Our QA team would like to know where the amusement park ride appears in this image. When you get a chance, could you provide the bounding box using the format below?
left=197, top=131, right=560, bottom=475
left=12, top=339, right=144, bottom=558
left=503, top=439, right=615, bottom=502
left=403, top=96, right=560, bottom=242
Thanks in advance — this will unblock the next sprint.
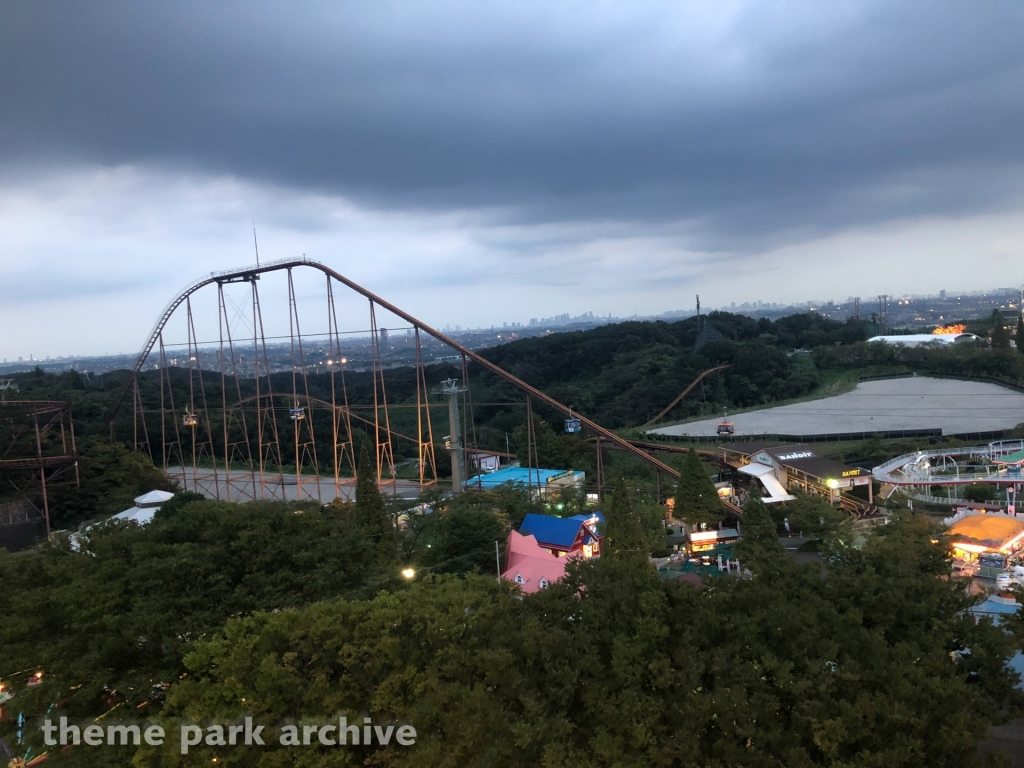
left=101, top=257, right=682, bottom=502
left=873, top=439, right=1024, bottom=505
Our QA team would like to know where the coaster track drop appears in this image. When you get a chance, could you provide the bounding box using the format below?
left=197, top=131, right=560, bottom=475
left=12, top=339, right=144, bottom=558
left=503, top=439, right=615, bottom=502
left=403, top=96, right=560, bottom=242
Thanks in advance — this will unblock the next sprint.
left=102, top=257, right=680, bottom=502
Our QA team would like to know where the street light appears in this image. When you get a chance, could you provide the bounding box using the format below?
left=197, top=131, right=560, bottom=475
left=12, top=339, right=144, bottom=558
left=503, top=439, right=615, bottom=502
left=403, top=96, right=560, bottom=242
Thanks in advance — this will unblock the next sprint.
left=401, top=567, right=416, bottom=580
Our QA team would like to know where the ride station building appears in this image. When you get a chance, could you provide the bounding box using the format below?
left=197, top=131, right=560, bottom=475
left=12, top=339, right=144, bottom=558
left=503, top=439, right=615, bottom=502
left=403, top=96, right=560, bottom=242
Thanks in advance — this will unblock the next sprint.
left=722, top=443, right=873, bottom=504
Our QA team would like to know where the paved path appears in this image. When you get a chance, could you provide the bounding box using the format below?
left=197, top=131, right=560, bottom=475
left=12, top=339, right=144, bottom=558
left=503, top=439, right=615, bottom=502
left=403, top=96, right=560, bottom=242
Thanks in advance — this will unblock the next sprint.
left=651, top=377, right=1024, bottom=437
left=167, top=467, right=425, bottom=502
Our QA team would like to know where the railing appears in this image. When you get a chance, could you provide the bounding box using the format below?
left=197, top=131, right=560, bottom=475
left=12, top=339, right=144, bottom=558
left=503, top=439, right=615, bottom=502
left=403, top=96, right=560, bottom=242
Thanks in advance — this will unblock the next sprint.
left=873, top=443, right=1024, bottom=486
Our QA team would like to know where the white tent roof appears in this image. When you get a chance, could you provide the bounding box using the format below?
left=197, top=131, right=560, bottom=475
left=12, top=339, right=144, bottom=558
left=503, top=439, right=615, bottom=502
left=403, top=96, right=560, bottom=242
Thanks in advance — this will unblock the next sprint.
left=738, top=462, right=773, bottom=477
left=112, top=506, right=158, bottom=525
left=110, top=490, right=176, bottom=526
left=739, top=463, right=796, bottom=503
left=134, top=490, right=175, bottom=507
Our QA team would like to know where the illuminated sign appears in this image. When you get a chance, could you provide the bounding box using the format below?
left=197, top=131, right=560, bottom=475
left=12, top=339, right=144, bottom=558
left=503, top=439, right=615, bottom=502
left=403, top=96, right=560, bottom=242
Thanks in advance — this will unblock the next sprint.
left=842, top=469, right=862, bottom=477
left=778, top=451, right=814, bottom=460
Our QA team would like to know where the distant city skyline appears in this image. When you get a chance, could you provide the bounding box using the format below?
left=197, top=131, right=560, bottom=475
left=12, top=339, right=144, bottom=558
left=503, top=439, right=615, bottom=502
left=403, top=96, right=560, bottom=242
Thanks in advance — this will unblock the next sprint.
left=4, top=284, right=1021, bottom=373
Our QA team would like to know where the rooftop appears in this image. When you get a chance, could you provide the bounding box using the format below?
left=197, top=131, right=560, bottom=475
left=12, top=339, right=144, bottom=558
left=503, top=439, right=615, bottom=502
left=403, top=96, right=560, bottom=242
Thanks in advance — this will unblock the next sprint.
left=520, top=512, right=602, bottom=549
left=464, top=466, right=580, bottom=489
left=948, top=514, right=1024, bottom=549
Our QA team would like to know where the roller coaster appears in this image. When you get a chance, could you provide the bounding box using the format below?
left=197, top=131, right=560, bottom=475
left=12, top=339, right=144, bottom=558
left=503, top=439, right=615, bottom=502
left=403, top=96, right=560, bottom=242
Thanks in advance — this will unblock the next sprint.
left=104, top=257, right=681, bottom=503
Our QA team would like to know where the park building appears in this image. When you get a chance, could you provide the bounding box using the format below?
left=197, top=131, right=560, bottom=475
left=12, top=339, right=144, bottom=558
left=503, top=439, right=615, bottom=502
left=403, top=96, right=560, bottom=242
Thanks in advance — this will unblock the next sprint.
left=721, top=443, right=873, bottom=505
left=945, top=510, right=1024, bottom=571
left=462, top=466, right=585, bottom=497
left=519, top=512, right=604, bottom=559
left=501, top=512, right=604, bottom=594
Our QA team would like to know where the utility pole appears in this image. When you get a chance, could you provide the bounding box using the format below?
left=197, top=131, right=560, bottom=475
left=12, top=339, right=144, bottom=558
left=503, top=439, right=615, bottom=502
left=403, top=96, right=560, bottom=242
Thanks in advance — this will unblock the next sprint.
left=438, top=378, right=467, bottom=493
left=495, top=540, right=502, bottom=582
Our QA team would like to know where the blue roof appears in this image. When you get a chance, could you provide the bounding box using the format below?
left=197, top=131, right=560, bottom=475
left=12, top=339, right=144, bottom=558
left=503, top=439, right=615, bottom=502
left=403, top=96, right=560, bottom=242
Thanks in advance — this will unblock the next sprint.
left=570, top=511, right=605, bottom=525
left=519, top=513, right=602, bottom=548
left=463, top=466, right=576, bottom=489
left=520, top=514, right=582, bottom=547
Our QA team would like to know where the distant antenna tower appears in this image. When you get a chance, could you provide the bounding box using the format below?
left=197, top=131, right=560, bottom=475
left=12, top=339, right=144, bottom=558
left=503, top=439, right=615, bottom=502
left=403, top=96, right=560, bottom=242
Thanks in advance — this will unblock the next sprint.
left=853, top=296, right=861, bottom=320
left=878, top=295, right=889, bottom=334
left=695, top=294, right=701, bottom=332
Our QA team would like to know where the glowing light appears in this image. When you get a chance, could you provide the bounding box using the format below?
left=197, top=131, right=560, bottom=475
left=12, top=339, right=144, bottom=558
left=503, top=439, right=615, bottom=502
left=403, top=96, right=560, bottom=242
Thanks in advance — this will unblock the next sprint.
left=340, top=358, right=348, bottom=364
left=933, top=324, right=967, bottom=335
left=401, top=567, right=416, bottom=580
left=827, top=479, right=839, bottom=489
left=999, top=530, right=1024, bottom=553
left=953, top=542, right=989, bottom=554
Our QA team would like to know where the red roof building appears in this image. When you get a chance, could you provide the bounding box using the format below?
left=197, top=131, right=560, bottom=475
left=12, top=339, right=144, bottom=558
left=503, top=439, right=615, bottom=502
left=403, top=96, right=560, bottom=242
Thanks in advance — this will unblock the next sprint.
left=502, top=530, right=575, bottom=593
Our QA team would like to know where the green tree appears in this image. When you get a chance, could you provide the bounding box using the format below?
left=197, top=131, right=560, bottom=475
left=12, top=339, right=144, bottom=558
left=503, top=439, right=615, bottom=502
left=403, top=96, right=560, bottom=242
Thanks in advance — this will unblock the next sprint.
left=741, top=492, right=781, bottom=541
left=991, top=308, right=1010, bottom=349
left=602, top=478, right=649, bottom=557
left=46, top=437, right=177, bottom=527
left=153, top=490, right=205, bottom=519
left=674, top=447, right=724, bottom=528
left=133, top=516, right=1023, bottom=768
left=0, top=499, right=378, bottom=728
left=353, top=447, right=398, bottom=567
left=418, top=494, right=509, bottom=575
left=781, top=489, right=847, bottom=537
left=735, top=493, right=784, bottom=569
left=513, top=414, right=592, bottom=471
left=964, top=483, right=996, bottom=503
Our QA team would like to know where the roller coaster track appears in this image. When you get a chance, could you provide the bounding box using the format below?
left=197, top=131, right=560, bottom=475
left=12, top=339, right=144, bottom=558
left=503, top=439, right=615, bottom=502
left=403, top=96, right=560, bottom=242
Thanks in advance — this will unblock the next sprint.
left=640, top=364, right=731, bottom=428
left=102, top=258, right=681, bottom=483
left=587, top=437, right=743, bottom=515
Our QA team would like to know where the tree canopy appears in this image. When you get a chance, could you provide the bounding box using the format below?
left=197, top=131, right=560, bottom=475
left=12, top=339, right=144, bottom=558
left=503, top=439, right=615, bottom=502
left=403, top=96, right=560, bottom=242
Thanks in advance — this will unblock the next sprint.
left=602, top=478, right=649, bottom=558
left=674, top=448, right=724, bottom=528
left=121, top=516, right=1024, bottom=767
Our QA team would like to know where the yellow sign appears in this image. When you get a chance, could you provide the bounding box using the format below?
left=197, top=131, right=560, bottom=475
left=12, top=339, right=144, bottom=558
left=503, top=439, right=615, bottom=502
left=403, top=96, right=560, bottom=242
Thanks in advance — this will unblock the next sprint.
left=841, top=469, right=861, bottom=477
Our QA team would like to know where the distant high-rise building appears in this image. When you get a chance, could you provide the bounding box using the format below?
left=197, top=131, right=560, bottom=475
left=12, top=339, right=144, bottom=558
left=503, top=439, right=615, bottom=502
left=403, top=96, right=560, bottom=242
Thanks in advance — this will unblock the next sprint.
left=940, top=289, right=947, bottom=300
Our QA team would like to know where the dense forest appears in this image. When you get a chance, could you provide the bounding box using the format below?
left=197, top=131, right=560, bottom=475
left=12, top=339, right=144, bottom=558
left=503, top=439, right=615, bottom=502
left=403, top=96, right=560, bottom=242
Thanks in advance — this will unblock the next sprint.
left=1, top=488, right=1021, bottom=767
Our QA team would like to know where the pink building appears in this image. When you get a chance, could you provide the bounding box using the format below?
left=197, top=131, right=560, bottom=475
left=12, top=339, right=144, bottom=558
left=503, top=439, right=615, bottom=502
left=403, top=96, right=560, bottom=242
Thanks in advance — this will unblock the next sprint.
left=502, top=530, right=575, bottom=593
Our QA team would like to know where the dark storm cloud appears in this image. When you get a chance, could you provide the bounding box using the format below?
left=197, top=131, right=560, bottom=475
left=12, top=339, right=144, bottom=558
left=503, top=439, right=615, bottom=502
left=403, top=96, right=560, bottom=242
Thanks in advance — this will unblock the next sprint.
left=2, top=0, right=1024, bottom=249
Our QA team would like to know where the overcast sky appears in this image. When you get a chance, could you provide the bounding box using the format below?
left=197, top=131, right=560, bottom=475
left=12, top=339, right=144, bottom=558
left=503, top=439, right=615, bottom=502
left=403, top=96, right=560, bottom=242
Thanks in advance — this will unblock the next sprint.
left=2, top=1, right=1023, bottom=359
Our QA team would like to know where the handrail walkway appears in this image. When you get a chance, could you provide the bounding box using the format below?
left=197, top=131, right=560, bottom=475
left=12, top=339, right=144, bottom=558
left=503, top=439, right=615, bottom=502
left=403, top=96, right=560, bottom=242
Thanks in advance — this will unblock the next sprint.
left=872, top=440, right=1024, bottom=486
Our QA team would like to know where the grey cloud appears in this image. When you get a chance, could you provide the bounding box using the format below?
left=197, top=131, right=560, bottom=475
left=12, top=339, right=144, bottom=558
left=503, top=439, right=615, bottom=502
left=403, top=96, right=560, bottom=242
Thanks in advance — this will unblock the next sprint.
left=2, top=1, right=1024, bottom=251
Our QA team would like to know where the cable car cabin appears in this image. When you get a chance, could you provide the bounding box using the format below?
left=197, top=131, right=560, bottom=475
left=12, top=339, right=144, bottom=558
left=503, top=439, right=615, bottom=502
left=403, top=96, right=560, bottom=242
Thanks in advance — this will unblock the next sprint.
left=183, top=412, right=198, bottom=427
left=289, top=406, right=306, bottom=421
left=716, top=419, right=735, bottom=436
left=564, top=418, right=582, bottom=434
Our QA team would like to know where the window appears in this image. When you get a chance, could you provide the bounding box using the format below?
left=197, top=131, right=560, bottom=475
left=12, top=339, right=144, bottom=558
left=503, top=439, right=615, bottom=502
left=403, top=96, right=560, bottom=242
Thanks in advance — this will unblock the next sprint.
left=514, top=573, right=524, bottom=584
left=539, top=578, right=548, bottom=589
